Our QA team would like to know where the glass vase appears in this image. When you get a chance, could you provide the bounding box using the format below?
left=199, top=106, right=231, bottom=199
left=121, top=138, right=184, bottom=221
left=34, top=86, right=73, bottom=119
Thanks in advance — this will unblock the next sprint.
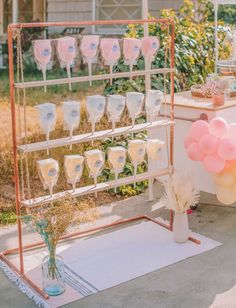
left=42, top=254, right=65, bottom=296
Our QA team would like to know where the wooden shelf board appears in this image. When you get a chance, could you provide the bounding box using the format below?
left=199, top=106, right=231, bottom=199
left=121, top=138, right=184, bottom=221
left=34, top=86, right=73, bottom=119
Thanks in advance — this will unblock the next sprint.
left=18, top=119, right=174, bottom=153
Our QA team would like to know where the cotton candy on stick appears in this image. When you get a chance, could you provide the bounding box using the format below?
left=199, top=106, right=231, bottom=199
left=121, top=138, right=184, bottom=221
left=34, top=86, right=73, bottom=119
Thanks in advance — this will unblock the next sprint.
left=100, top=38, right=121, bottom=85
left=146, top=90, right=163, bottom=123
left=80, top=35, right=100, bottom=86
left=64, top=155, right=84, bottom=192
left=33, top=39, right=52, bottom=93
left=141, top=37, right=160, bottom=75
left=86, top=95, right=106, bottom=145
left=108, top=147, right=127, bottom=192
left=123, top=38, right=141, bottom=81
left=85, top=150, right=105, bottom=197
left=107, top=95, right=126, bottom=132
left=56, top=37, right=76, bottom=91
left=128, top=140, right=146, bottom=187
left=37, top=158, right=59, bottom=197
left=35, top=103, right=56, bottom=155
left=62, top=101, right=80, bottom=150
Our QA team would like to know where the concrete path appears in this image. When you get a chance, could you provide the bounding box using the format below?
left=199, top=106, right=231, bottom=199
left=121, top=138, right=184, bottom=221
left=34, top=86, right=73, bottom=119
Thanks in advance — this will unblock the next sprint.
left=1, top=185, right=236, bottom=308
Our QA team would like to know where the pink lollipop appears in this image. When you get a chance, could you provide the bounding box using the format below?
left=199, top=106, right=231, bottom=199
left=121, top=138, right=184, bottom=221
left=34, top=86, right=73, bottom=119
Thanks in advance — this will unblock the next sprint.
left=100, top=38, right=121, bottom=85
left=123, top=38, right=141, bottom=81
left=81, top=35, right=100, bottom=86
left=56, top=37, right=76, bottom=91
left=141, top=36, right=160, bottom=71
left=33, top=39, right=52, bottom=92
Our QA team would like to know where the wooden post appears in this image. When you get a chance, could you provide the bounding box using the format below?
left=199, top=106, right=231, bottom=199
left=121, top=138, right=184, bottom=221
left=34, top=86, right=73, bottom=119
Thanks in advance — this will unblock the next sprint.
left=142, top=0, right=149, bottom=37
left=0, top=0, right=3, bottom=35
left=33, top=0, right=44, bottom=21
left=214, top=0, right=218, bottom=73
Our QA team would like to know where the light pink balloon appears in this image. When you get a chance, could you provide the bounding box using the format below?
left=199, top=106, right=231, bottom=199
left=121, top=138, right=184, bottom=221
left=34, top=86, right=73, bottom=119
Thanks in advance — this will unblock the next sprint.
left=33, top=39, right=52, bottom=66
left=209, top=117, right=228, bottom=138
left=189, top=120, right=209, bottom=142
left=217, top=138, right=236, bottom=160
left=57, top=37, right=76, bottom=65
left=203, top=154, right=225, bottom=173
left=187, top=143, right=204, bottom=161
left=199, top=134, right=219, bottom=155
left=223, top=123, right=236, bottom=141
left=141, top=37, right=160, bottom=59
left=123, top=38, right=141, bottom=63
left=100, top=38, right=121, bottom=64
left=80, top=35, right=99, bottom=59
left=184, top=134, right=194, bottom=149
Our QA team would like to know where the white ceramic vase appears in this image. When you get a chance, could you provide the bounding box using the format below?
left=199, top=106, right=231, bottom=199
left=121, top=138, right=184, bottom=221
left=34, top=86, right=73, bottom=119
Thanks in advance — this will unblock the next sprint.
left=173, top=212, right=189, bottom=243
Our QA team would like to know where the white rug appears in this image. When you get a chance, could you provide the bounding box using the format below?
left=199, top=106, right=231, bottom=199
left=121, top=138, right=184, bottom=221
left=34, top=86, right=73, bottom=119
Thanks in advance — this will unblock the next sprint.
left=60, top=219, right=221, bottom=292
left=2, top=218, right=221, bottom=307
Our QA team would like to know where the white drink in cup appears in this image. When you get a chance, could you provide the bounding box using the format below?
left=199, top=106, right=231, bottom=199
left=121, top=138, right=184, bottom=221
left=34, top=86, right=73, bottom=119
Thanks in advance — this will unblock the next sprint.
left=64, top=155, right=84, bottom=191
left=108, top=146, right=127, bottom=192
left=128, top=139, right=146, bottom=187
left=37, top=158, right=59, bottom=197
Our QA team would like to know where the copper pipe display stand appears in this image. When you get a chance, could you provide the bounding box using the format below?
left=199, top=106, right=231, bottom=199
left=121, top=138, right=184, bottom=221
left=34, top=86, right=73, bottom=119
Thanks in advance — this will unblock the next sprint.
left=2, top=18, right=201, bottom=302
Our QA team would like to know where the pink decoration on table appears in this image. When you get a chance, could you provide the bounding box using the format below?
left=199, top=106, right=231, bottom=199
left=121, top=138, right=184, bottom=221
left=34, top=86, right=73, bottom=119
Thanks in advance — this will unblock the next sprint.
left=186, top=143, right=204, bottom=161
left=209, top=117, right=228, bottom=138
left=224, top=123, right=236, bottom=140
left=100, top=38, right=121, bottom=84
left=199, top=134, right=219, bottom=155
left=33, top=39, right=52, bottom=92
left=80, top=35, right=100, bottom=86
left=217, top=139, right=236, bottom=161
left=56, top=37, right=76, bottom=91
left=203, top=154, right=225, bottom=173
left=123, top=38, right=141, bottom=80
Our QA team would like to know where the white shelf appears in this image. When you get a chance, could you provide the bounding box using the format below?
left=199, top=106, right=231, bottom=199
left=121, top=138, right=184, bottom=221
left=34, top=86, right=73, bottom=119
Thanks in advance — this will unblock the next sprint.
left=21, top=168, right=170, bottom=207
left=18, top=119, right=173, bottom=153
left=14, top=68, right=174, bottom=89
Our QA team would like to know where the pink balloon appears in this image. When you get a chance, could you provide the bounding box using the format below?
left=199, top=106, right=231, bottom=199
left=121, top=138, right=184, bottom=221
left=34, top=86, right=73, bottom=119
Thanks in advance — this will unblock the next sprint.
left=189, top=120, right=209, bottom=142
left=209, top=117, right=228, bottom=138
left=199, top=134, right=219, bottom=155
left=217, top=138, right=236, bottom=160
left=203, top=154, right=225, bottom=173
left=187, top=143, right=204, bottom=161
left=223, top=123, right=236, bottom=141
left=184, top=134, right=194, bottom=149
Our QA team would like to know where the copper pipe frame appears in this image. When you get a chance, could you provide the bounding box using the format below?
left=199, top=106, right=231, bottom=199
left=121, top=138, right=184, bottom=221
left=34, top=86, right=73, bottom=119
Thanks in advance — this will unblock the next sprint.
left=0, top=215, right=201, bottom=301
left=5, top=18, right=198, bottom=301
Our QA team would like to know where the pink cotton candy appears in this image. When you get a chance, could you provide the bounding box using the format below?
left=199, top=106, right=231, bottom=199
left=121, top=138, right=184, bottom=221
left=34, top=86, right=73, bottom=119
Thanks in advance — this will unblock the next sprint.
left=100, top=38, right=121, bottom=64
left=141, top=37, right=160, bottom=59
left=199, top=134, right=219, bottom=155
left=123, top=38, right=141, bottom=63
left=80, top=35, right=99, bottom=59
left=33, top=39, right=52, bottom=66
left=189, top=120, right=209, bottom=142
left=203, top=154, right=225, bottom=173
left=209, top=117, right=228, bottom=138
left=187, top=143, right=204, bottom=161
left=57, top=37, right=76, bottom=66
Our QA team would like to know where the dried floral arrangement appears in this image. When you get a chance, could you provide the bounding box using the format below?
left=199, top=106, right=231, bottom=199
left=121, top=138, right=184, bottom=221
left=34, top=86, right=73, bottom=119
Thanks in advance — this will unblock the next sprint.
left=158, top=173, right=200, bottom=213
left=21, top=195, right=98, bottom=280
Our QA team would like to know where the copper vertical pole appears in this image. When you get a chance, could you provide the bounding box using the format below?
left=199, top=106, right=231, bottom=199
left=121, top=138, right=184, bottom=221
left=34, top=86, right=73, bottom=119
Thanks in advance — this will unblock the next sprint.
left=8, top=25, right=24, bottom=274
left=169, top=19, right=175, bottom=230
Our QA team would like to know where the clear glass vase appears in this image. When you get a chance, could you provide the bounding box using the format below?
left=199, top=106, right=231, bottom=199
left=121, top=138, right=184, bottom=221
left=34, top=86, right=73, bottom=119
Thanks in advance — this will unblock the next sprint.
left=42, top=254, right=65, bottom=296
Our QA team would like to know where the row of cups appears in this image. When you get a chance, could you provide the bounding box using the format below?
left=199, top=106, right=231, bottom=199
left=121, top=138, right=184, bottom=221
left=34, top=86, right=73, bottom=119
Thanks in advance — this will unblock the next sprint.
left=37, top=138, right=165, bottom=197
left=36, top=90, right=164, bottom=153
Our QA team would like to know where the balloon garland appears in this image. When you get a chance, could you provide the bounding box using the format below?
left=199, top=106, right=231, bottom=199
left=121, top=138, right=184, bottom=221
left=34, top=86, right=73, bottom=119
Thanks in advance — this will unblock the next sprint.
left=185, top=117, right=236, bottom=205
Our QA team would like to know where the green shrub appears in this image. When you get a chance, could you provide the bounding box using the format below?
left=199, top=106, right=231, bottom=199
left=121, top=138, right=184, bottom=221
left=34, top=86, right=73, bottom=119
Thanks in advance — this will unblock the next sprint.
left=104, top=0, right=231, bottom=95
